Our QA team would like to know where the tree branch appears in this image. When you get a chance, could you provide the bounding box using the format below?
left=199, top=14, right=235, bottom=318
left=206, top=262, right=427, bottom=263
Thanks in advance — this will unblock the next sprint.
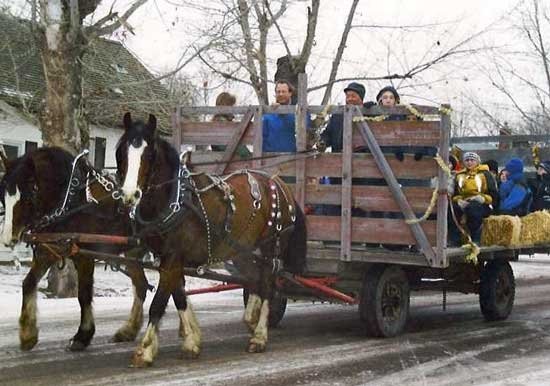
left=319, top=0, right=360, bottom=106
left=86, top=0, right=148, bottom=38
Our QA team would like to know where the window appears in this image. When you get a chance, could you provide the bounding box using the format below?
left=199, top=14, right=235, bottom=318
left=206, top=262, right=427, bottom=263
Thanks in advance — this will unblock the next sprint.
left=110, top=63, right=128, bottom=74
left=94, top=137, right=106, bottom=170
left=2, top=144, right=19, bottom=160
left=25, top=141, right=38, bottom=154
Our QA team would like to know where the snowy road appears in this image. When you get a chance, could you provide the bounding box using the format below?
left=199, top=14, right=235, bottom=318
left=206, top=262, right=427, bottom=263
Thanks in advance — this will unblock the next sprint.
left=1, top=258, right=550, bottom=385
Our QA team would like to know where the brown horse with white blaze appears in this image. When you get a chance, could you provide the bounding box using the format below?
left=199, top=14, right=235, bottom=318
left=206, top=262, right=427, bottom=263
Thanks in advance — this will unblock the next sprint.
left=116, top=113, right=307, bottom=367
left=0, top=147, right=150, bottom=351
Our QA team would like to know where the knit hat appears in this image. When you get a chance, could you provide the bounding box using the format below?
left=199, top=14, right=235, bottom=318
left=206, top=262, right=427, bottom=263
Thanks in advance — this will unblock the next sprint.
left=343, top=82, right=365, bottom=101
left=462, top=152, right=481, bottom=163
left=504, top=158, right=524, bottom=175
left=376, top=86, right=400, bottom=104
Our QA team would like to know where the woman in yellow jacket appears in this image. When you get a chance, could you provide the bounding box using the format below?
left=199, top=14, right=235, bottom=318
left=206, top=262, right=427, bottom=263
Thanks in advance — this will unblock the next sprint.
left=450, top=152, right=498, bottom=244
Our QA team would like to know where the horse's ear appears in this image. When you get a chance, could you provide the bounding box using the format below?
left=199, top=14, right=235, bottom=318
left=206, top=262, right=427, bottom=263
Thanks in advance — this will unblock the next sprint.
left=147, top=114, right=157, bottom=131
left=147, top=114, right=157, bottom=136
left=180, top=150, right=191, bottom=166
left=123, top=112, right=132, bottom=130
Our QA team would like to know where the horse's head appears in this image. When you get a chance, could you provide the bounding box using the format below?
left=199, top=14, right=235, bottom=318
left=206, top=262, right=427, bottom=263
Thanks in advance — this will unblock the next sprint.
left=0, top=153, right=38, bottom=247
left=116, top=112, right=158, bottom=206
left=0, top=148, right=74, bottom=247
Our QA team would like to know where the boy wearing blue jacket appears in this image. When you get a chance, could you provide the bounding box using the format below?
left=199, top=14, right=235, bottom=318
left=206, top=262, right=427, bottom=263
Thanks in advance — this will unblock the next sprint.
left=498, top=158, right=531, bottom=216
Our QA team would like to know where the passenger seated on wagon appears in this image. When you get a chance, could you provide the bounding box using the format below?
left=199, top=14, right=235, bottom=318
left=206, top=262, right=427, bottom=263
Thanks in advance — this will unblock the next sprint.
left=450, top=152, right=497, bottom=244
left=211, top=92, right=251, bottom=159
left=529, top=160, right=550, bottom=211
left=320, top=82, right=366, bottom=153
left=498, top=158, right=532, bottom=216
left=262, top=79, right=310, bottom=153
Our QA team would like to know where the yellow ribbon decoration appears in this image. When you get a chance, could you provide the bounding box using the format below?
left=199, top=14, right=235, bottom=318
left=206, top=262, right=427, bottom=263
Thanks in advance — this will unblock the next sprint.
left=405, top=154, right=451, bottom=225
left=463, top=241, right=480, bottom=265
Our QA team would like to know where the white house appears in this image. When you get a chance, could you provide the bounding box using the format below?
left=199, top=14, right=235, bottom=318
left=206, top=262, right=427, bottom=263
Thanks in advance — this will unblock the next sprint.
left=0, top=13, right=173, bottom=262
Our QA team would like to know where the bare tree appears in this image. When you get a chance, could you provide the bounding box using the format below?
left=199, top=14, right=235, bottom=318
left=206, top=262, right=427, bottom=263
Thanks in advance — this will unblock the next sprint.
left=27, top=0, right=148, bottom=153
left=474, top=0, right=550, bottom=135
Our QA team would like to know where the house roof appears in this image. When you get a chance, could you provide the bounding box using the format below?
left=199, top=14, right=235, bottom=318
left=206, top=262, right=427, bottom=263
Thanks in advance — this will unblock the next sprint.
left=0, top=13, right=174, bottom=134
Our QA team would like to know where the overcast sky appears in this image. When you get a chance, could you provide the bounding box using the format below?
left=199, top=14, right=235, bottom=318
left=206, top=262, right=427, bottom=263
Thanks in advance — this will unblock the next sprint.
left=5, top=0, right=541, bottom=131
left=103, top=0, right=520, bottom=107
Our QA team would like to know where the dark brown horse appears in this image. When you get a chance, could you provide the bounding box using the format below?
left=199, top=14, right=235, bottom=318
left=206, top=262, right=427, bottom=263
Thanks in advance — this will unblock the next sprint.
left=116, top=113, right=307, bottom=367
left=0, top=147, right=150, bottom=351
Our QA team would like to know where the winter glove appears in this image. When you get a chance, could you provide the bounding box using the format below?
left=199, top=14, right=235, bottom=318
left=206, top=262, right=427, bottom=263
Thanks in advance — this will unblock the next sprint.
left=394, top=150, right=404, bottom=162
left=457, top=199, right=469, bottom=209
left=414, top=152, right=423, bottom=161
left=469, top=195, right=485, bottom=204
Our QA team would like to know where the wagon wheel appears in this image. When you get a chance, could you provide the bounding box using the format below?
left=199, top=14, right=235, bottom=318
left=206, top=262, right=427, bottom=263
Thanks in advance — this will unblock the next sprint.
left=359, top=265, right=410, bottom=338
left=242, top=288, right=288, bottom=328
left=479, top=260, right=515, bottom=321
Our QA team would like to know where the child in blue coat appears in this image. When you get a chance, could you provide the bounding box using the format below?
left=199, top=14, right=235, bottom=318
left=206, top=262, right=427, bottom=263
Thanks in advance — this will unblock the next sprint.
left=498, top=158, right=531, bottom=216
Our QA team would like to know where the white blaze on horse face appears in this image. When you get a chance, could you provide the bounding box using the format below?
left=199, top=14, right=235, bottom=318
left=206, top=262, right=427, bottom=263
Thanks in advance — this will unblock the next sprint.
left=2, top=187, right=21, bottom=246
left=122, top=141, right=147, bottom=204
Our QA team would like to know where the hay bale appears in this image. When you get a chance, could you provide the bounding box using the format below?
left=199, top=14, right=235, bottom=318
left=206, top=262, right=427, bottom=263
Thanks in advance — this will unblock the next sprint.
left=481, top=215, right=522, bottom=247
left=520, top=211, right=550, bottom=245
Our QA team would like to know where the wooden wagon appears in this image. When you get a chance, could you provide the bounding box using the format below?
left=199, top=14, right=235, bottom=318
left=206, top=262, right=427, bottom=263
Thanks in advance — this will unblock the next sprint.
left=169, top=75, right=550, bottom=337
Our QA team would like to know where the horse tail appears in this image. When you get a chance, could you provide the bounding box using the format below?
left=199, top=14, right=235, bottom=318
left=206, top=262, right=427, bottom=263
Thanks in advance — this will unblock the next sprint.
left=282, top=202, right=307, bottom=274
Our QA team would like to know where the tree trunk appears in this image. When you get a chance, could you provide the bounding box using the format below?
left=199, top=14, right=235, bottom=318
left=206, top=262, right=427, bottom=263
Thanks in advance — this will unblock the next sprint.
left=37, top=1, right=89, bottom=154
left=37, top=0, right=90, bottom=296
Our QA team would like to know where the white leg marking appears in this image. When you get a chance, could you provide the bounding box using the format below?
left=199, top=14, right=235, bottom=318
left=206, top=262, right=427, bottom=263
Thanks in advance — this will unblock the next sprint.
left=250, top=300, right=270, bottom=347
left=243, top=294, right=262, bottom=332
left=126, top=286, right=144, bottom=332
left=178, top=303, right=202, bottom=358
left=122, top=141, right=147, bottom=202
left=2, top=187, right=21, bottom=246
left=138, top=323, right=159, bottom=365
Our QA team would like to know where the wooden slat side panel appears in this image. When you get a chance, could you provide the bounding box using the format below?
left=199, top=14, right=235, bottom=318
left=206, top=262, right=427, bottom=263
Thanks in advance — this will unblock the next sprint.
left=306, top=215, right=437, bottom=245
left=272, top=154, right=438, bottom=179
left=181, top=121, right=256, bottom=146
left=292, top=185, right=435, bottom=212
left=179, top=120, right=441, bottom=147
left=352, top=121, right=440, bottom=147
left=188, top=152, right=438, bottom=179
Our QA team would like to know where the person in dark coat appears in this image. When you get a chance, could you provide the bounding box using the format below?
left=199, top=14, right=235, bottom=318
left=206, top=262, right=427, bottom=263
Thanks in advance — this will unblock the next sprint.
left=498, top=158, right=531, bottom=216
left=320, top=82, right=365, bottom=153
left=529, top=160, right=550, bottom=211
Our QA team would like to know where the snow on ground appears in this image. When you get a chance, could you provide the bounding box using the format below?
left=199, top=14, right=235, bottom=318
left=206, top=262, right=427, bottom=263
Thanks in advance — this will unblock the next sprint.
left=0, top=253, right=549, bottom=319
left=0, top=262, right=239, bottom=320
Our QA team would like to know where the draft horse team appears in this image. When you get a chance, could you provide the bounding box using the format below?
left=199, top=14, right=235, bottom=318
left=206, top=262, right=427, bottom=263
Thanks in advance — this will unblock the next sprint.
left=0, top=113, right=306, bottom=367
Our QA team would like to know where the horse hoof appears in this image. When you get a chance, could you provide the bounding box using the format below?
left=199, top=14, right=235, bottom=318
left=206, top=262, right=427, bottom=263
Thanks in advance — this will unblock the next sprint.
left=20, top=336, right=38, bottom=351
left=112, top=329, right=137, bottom=343
left=131, top=348, right=152, bottom=368
left=182, top=347, right=201, bottom=360
left=67, top=339, right=88, bottom=352
left=247, top=342, right=266, bottom=353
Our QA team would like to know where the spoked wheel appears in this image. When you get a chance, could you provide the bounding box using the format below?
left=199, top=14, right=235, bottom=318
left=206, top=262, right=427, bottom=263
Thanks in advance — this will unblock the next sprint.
left=479, top=260, right=515, bottom=321
left=359, top=265, right=410, bottom=338
left=243, top=288, right=288, bottom=328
